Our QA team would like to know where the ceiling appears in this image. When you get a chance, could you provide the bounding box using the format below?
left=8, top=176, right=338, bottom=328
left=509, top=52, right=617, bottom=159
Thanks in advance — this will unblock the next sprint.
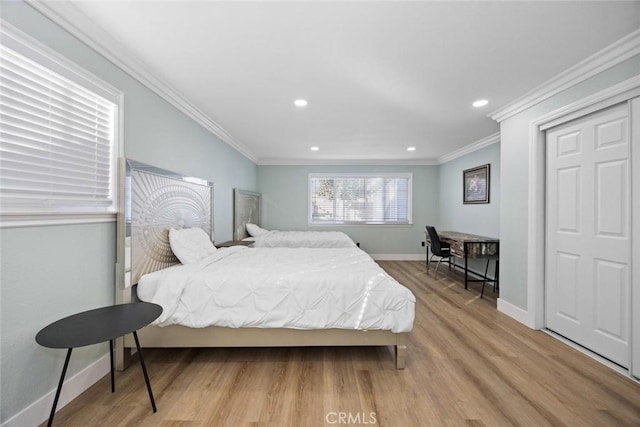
left=49, top=1, right=640, bottom=164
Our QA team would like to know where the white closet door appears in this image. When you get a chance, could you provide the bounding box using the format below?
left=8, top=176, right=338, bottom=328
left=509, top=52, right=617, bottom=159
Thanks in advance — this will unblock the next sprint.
left=546, top=102, right=631, bottom=368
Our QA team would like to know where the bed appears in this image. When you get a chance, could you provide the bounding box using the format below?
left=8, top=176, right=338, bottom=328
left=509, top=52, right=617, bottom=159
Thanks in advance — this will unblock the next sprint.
left=233, top=189, right=358, bottom=248
left=246, top=226, right=358, bottom=248
left=115, top=160, right=414, bottom=370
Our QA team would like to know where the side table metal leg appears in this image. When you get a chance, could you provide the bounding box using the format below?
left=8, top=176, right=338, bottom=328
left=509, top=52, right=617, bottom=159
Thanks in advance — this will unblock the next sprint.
left=110, top=339, right=115, bottom=392
left=133, top=331, right=157, bottom=412
left=48, top=348, right=72, bottom=427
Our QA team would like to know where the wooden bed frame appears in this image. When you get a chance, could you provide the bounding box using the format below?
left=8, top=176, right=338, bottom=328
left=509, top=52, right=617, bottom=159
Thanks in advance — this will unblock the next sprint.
left=122, top=326, right=406, bottom=369
left=115, top=159, right=408, bottom=370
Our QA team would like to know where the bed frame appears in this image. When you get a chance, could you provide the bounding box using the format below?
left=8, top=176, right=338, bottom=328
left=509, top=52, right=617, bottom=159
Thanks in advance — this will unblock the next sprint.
left=115, top=159, right=408, bottom=370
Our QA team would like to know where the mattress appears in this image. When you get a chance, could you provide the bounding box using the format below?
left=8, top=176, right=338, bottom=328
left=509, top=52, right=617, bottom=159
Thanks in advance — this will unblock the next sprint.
left=250, top=230, right=357, bottom=248
left=137, top=246, right=415, bottom=333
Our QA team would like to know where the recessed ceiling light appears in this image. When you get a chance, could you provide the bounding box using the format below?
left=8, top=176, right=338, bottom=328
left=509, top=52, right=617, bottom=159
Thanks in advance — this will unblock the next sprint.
left=472, top=99, right=489, bottom=108
left=294, top=99, right=308, bottom=107
left=407, top=146, right=416, bottom=152
left=310, top=146, right=319, bottom=151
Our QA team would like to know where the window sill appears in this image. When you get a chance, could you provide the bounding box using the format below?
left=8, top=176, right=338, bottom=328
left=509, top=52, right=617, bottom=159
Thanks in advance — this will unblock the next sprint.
left=0, top=213, right=117, bottom=228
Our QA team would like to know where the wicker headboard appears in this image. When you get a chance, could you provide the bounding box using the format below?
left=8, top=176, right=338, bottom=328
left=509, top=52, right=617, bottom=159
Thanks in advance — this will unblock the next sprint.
left=124, top=159, right=214, bottom=287
left=233, top=189, right=261, bottom=241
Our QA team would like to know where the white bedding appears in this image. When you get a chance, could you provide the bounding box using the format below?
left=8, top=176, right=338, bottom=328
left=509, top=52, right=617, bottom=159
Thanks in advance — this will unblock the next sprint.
left=137, top=246, right=415, bottom=333
left=250, top=230, right=357, bottom=248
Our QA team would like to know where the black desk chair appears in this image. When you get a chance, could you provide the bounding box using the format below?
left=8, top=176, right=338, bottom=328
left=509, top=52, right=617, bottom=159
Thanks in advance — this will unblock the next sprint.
left=426, top=226, right=452, bottom=279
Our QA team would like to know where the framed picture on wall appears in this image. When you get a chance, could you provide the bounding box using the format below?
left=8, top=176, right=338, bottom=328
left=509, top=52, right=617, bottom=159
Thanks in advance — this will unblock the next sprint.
left=463, top=164, right=490, bottom=204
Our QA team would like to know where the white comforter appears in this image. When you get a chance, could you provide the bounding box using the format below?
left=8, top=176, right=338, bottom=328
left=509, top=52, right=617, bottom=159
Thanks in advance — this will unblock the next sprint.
left=251, top=230, right=357, bottom=248
left=137, top=246, right=415, bottom=333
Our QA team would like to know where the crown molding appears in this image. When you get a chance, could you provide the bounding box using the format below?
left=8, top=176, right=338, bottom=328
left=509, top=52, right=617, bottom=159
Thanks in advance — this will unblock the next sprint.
left=258, top=158, right=440, bottom=166
left=26, top=0, right=258, bottom=164
left=437, top=132, right=500, bottom=164
left=489, top=28, right=640, bottom=123
left=260, top=132, right=501, bottom=166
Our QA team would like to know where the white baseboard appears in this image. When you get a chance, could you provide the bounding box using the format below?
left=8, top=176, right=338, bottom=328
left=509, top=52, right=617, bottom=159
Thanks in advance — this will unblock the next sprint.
left=370, top=253, right=426, bottom=261
left=497, top=298, right=535, bottom=329
left=2, top=354, right=110, bottom=427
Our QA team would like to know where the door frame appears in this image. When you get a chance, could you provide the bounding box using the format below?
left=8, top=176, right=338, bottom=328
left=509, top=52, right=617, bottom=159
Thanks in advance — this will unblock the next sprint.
left=632, top=97, right=640, bottom=378
left=526, top=75, right=640, bottom=372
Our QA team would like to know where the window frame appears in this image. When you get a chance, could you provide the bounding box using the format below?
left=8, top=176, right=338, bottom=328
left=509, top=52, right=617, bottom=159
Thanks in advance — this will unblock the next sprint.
left=308, top=172, right=413, bottom=226
left=0, top=21, right=123, bottom=228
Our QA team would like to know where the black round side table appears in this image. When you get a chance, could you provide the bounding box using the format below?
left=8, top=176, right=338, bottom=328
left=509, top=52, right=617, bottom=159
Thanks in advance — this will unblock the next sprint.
left=36, top=302, right=162, bottom=426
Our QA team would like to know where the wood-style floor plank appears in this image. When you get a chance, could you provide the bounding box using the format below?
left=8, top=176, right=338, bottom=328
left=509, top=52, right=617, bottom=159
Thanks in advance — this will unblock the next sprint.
left=43, top=261, right=640, bottom=426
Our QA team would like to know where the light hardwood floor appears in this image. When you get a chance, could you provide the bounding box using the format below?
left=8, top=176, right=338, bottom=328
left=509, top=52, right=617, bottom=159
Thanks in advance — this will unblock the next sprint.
left=46, top=261, right=640, bottom=426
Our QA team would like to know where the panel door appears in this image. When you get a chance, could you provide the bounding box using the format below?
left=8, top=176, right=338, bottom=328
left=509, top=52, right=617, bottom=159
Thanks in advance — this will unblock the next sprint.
left=546, top=102, right=631, bottom=368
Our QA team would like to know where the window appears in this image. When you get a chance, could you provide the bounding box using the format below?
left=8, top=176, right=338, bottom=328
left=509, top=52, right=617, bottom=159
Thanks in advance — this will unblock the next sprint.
left=309, top=173, right=412, bottom=225
left=0, top=23, right=122, bottom=225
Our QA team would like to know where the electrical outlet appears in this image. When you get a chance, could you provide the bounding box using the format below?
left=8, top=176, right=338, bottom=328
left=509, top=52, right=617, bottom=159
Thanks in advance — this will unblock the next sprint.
left=421, top=241, right=425, bottom=247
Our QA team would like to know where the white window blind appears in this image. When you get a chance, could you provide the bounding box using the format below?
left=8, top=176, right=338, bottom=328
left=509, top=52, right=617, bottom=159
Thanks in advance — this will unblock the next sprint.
left=309, top=173, right=412, bottom=225
left=0, top=25, right=120, bottom=219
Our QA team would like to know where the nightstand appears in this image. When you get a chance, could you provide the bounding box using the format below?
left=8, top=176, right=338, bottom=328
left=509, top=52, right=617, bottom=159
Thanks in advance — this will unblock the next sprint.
left=215, top=240, right=253, bottom=248
left=36, top=303, right=162, bottom=426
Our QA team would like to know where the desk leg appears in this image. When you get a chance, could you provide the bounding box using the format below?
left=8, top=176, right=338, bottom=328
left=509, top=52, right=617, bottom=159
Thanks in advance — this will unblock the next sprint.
left=495, top=260, right=500, bottom=292
left=109, top=339, right=115, bottom=392
left=133, top=331, right=157, bottom=413
left=48, top=348, right=72, bottom=427
left=425, top=245, right=429, bottom=270
left=481, top=259, right=490, bottom=299
left=464, top=252, right=469, bottom=289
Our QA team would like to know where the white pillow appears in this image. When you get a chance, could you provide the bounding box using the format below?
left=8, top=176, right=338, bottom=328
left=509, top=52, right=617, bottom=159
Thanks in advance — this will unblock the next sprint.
left=169, top=227, right=216, bottom=264
left=246, top=223, right=268, bottom=237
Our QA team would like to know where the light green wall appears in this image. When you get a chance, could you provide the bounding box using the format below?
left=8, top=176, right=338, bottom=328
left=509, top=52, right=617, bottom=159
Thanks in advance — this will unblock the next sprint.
left=499, top=54, right=640, bottom=311
left=257, top=165, right=438, bottom=255
left=124, top=90, right=256, bottom=242
left=0, top=1, right=256, bottom=423
left=437, top=144, right=500, bottom=237
left=438, top=143, right=501, bottom=278
left=1, top=224, right=115, bottom=422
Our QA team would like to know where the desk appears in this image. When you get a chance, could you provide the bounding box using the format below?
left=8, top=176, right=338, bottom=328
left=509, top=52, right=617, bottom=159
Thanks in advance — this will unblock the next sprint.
left=36, top=302, right=162, bottom=426
left=426, top=231, right=499, bottom=296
